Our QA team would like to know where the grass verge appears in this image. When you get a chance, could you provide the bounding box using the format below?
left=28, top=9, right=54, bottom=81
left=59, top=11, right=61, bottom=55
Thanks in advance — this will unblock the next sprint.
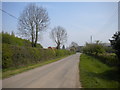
left=79, top=54, right=120, bottom=88
left=3, top=55, right=70, bottom=79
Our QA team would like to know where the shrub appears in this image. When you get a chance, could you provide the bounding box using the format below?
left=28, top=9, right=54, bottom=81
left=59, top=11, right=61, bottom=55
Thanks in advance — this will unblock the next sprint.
left=2, top=32, right=73, bottom=69
left=82, top=43, right=105, bottom=55
left=2, top=44, right=13, bottom=68
left=2, top=44, right=73, bottom=69
left=82, top=42, right=119, bottom=67
left=103, top=46, right=115, bottom=53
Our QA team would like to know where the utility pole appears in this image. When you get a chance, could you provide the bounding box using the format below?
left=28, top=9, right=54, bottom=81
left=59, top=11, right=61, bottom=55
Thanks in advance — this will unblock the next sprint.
left=118, top=1, right=120, bottom=31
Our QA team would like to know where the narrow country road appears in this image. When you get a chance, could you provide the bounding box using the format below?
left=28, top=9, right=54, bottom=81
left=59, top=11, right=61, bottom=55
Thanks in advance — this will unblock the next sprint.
left=3, top=53, right=81, bottom=88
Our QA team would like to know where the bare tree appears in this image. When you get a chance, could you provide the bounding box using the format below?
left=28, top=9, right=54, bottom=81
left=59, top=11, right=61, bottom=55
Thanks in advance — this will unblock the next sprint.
left=18, top=3, right=49, bottom=47
left=71, top=42, right=79, bottom=47
left=69, top=42, right=79, bottom=52
left=50, top=26, right=67, bottom=49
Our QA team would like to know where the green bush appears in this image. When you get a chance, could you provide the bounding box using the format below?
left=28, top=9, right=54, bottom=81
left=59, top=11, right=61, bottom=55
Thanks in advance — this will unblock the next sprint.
left=55, top=49, right=73, bottom=57
left=2, top=44, right=13, bottom=68
left=82, top=42, right=119, bottom=67
left=95, top=53, right=119, bottom=67
left=2, top=44, right=73, bottom=69
left=55, top=50, right=64, bottom=57
left=82, top=43, right=105, bottom=55
left=104, top=46, right=115, bottom=53
left=2, top=32, right=73, bottom=69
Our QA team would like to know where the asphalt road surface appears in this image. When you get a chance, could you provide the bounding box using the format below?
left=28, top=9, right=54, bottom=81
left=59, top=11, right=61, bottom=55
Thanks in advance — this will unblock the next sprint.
left=3, top=53, right=81, bottom=88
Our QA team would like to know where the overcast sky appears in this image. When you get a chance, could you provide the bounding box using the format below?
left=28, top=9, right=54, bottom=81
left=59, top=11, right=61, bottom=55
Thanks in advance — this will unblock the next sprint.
left=2, top=2, right=118, bottom=48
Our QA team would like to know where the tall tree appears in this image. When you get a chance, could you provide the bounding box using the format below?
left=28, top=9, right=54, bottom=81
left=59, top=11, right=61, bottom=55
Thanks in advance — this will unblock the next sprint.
left=50, top=26, right=67, bottom=49
left=18, top=3, right=49, bottom=47
left=109, top=31, right=120, bottom=60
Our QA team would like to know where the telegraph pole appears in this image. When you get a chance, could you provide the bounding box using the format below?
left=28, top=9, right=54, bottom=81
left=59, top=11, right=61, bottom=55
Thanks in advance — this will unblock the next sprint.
left=118, top=1, right=120, bottom=31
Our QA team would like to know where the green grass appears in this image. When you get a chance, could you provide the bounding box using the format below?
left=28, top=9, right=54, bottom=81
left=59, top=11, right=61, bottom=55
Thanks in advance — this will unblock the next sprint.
left=2, top=55, right=69, bottom=79
left=79, top=54, right=120, bottom=88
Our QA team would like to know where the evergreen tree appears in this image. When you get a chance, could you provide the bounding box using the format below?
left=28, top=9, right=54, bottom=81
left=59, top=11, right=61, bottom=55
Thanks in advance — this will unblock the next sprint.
left=62, top=45, right=65, bottom=49
left=109, top=31, right=120, bottom=61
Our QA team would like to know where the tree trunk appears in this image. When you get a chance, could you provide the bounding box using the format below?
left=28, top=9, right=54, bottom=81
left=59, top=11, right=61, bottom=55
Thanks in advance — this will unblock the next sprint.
left=31, top=26, right=34, bottom=47
left=56, top=45, right=60, bottom=49
left=56, top=41, right=60, bottom=49
left=31, top=35, right=34, bottom=47
left=34, top=24, right=38, bottom=47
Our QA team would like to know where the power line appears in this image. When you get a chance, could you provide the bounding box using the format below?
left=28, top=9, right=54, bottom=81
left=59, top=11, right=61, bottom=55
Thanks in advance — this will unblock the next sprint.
left=0, top=8, right=19, bottom=20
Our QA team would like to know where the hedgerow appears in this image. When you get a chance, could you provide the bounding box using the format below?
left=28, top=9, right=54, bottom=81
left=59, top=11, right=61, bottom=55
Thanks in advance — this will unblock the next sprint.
left=2, top=44, right=73, bottom=69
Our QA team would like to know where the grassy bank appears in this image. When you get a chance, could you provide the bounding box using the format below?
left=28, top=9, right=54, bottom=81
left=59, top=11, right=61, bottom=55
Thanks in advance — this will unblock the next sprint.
left=3, top=55, right=71, bottom=79
left=2, top=32, right=42, bottom=48
left=2, top=32, right=74, bottom=78
left=79, top=54, right=120, bottom=88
